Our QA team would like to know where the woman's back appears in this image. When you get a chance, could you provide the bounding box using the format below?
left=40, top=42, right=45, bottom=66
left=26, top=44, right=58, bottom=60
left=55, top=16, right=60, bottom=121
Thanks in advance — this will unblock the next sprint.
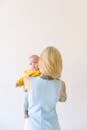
left=23, top=46, right=67, bottom=130
left=26, top=76, right=61, bottom=130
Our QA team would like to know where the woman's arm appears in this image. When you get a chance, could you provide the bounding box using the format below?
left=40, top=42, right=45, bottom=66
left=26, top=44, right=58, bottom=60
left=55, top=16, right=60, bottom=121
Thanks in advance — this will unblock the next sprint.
left=59, top=81, right=67, bottom=102
left=24, top=77, right=30, bottom=91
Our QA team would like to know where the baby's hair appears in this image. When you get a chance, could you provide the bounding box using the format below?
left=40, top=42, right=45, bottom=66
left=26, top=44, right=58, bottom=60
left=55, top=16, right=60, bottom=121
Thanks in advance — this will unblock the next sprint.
left=39, top=46, right=63, bottom=79
left=29, top=55, right=39, bottom=60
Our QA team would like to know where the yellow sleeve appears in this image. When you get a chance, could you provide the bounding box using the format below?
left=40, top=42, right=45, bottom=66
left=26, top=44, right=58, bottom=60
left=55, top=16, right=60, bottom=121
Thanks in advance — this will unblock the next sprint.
left=29, top=70, right=41, bottom=77
left=16, top=77, right=24, bottom=87
left=16, top=70, right=31, bottom=87
left=16, top=70, right=41, bottom=87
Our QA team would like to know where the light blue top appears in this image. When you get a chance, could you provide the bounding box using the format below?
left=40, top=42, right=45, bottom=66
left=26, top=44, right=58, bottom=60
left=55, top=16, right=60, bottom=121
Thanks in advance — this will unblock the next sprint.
left=24, top=76, right=62, bottom=130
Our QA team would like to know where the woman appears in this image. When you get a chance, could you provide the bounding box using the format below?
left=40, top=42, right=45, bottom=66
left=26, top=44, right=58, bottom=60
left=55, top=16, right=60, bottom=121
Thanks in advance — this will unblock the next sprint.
left=24, top=46, right=67, bottom=130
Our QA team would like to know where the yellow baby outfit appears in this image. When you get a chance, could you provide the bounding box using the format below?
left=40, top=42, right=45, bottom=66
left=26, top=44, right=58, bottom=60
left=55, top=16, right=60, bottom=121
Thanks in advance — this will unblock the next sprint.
left=16, top=69, right=41, bottom=87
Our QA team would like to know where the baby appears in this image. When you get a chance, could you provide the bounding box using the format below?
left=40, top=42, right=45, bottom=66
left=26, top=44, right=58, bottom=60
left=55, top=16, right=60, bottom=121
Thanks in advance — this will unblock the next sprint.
left=16, top=55, right=41, bottom=118
left=16, top=55, right=41, bottom=89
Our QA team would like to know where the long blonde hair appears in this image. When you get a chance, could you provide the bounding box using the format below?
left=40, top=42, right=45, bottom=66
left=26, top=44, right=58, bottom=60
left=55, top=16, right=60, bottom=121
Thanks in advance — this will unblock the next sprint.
left=39, top=46, right=63, bottom=79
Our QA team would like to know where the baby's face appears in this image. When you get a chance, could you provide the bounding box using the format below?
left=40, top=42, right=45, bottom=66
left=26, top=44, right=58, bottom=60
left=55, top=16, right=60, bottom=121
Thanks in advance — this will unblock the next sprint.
left=29, top=57, right=39, bottom=71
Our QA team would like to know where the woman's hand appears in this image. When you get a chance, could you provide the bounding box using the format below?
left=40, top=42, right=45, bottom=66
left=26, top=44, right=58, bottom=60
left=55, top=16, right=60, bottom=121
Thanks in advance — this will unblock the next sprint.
left=24, top=77, right=30, bottom=91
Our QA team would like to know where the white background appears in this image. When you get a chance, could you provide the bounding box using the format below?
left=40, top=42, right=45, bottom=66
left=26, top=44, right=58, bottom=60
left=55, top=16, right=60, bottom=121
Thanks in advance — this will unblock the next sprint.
left=0, top=0, right=87, bottom=130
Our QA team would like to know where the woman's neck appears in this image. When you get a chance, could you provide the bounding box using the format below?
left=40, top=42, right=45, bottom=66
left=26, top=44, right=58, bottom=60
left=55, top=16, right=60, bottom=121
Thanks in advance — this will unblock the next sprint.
left=40, top=75, right=54, bottom=80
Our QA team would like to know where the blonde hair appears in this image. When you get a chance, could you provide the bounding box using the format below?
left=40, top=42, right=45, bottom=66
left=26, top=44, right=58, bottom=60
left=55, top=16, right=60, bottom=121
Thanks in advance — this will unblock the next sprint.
left=39, top=46, right=63, bottom=79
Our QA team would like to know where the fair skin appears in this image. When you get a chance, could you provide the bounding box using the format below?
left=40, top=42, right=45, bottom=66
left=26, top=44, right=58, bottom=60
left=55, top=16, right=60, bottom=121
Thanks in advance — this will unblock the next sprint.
left=28, top=57, right=39, bottom=71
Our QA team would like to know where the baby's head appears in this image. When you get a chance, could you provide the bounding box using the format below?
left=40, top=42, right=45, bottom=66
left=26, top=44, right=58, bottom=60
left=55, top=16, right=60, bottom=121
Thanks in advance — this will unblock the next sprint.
left=28, top=55, right=39, bottom=71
